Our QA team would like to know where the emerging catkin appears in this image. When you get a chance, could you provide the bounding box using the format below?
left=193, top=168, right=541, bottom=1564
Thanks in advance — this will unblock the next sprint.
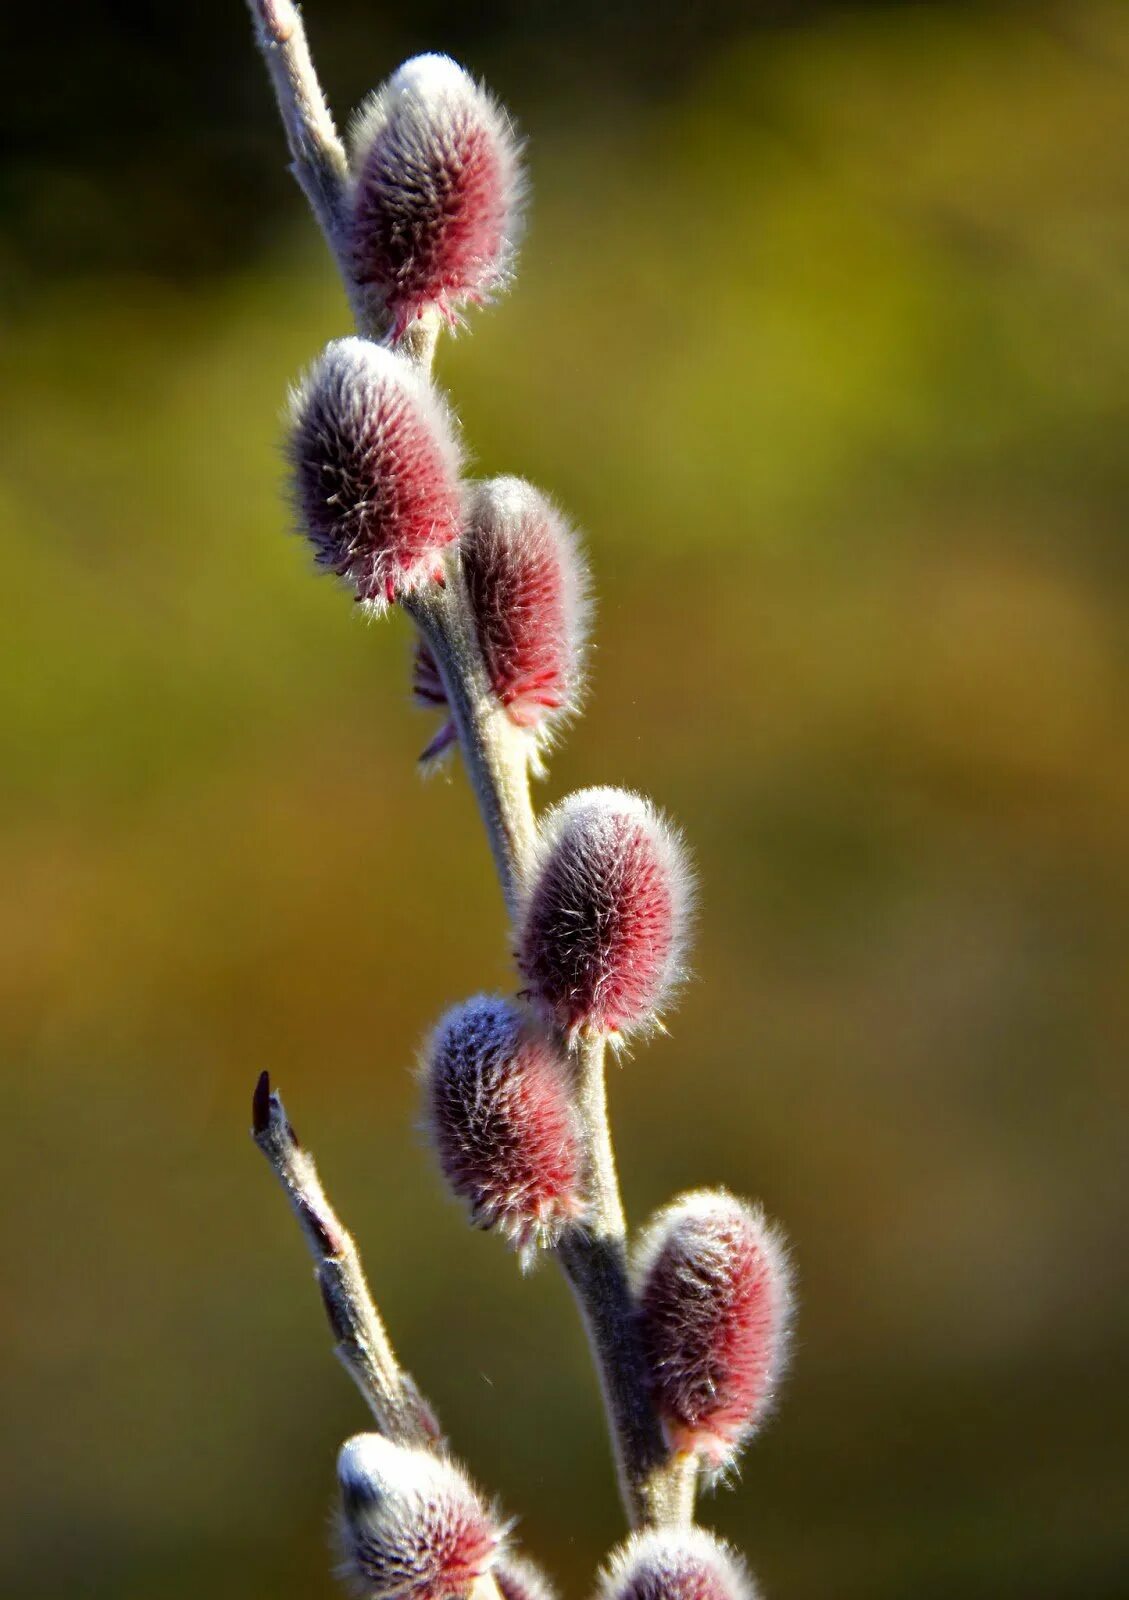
left=597, top=1529, right=759, bottom=1600
left=337, top=1434, right=503, bottom=1600
left=494, top=1556, right=560, bottom=1600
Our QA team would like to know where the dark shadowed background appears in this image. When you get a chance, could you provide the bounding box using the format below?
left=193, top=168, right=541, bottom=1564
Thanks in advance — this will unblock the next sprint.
left=2, top=2, right=1127, bottom=1597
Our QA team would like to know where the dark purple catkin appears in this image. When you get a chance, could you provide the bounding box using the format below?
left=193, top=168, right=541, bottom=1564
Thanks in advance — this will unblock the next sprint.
left=632, top=1189, right=793, bottom=1470
left=517, top=788, right=692, bottom=1044
left=336, top=1434, right=503, bottom=1600
left=288, top=337, right=462, bottom=611
left=425, top=995, right=584, bottom=1263
left=348, top=54, right=525, bottom=336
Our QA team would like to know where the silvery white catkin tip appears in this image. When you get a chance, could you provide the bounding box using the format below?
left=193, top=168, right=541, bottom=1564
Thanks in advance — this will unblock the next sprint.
left=347, top=53, right=525, bottom=336
left=426, top=996, right=584, bottom=1264
left=494, top=1556, right=560, bottom=1600
left=517, top=788, right=692, bottom=1044
left=597, top=1528, right=760, bottom=1600
left=414, top=477, right=589, bottom=767
left=337, top=1433, right=503, bottom=1600
left=288, top=336, right=462, bottom=612
left=632, top=1189, right=794, bottom=1471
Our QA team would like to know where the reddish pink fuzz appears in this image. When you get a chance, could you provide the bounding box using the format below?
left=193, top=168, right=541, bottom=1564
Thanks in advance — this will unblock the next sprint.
left=347, top=54, right=524, bottom=335
left=518, top=788, right=692, bottom=1044
left=598, top=1529, right=759, bottom=1600
left=288, top=337, right=462, bottom=612
left=425, top=995, right=584, bottom=1264
left=337, top=1434, right=503, bottom=1600
left=414, top=478, right=589, bottom=762
left=632, top=1190, right=793, bottom=1471
left=463, top=477, right=587, bottom=743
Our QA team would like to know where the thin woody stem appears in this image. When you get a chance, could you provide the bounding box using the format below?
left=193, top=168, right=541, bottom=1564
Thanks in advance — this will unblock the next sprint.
left=555, top=1039, right=696, bottom=1528
left=252, top=1070, right=439, bottom=1448
left=404, top=575, right=538, bottom=918
left=244, top=0, right=350, bottom=252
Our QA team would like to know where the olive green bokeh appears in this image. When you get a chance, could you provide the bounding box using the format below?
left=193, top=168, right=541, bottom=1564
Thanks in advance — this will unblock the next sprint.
left=1, top=4, right=1127, bottom=1598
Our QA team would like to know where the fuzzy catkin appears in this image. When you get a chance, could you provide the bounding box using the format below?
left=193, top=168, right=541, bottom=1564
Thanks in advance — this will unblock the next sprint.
left=348, top=54, right=524, bottom=335
left=425, top=995, right=584, bottom=1262
left=597, top=1528, right=759, bottom=1600
left=414, top=476, right=589, bottom=764
left=518, top=788, right=692, bottom=1043
left=632, top=1189, right=793, bottom=1469
left=337, top=1434, right=502, bottom=1600
left=288, top=337, right=462, bottom=610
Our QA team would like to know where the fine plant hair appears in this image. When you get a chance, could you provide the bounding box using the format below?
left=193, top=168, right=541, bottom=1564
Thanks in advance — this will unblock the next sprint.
left=243, top=2, right=796, bottom=1594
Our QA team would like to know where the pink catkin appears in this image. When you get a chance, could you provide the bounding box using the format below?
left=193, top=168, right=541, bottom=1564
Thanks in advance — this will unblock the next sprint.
left=598, top=1529, right=759, bottom=1600
left=337, top=1435, right=502, bottom=1600
left=632, top=1190, right=793, bottom=1470
left=348, top=55, right=524, bottom=335
left=518, top=789, right=691, bottom=1043
left=463, top=478, right=587, bottom=732
left=414, top=477, right=588, bottom=760
left=426, top=996, right=584, bottom=1261
left=288, top=337, right=462, bottom=611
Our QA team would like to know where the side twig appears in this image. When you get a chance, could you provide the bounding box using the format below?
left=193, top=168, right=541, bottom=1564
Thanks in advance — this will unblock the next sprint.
left=252, top=1070, right=439, bottom=1448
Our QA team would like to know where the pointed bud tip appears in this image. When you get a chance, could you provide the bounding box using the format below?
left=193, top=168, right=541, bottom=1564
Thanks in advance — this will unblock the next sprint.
left=251, top=1070, right=272, bottom=1133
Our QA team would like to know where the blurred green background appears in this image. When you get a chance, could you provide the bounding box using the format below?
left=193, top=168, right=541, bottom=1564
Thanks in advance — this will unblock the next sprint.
left=2, top=1, right=1127, bottom=1596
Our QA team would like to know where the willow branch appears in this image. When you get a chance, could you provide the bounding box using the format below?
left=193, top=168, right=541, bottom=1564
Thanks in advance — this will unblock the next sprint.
left=245, top=1, right=690, bottom=1531
left=244, top=0, right=350, bottom=250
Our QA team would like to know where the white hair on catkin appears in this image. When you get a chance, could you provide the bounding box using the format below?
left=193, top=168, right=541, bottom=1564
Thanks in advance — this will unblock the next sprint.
left=519, top=786, right=695, bottom=1046
left=597, top=1527, right=761, bottom=1600
left=335, top=1433, right=506, bottom=1600
left=346, top=54, right=526, bottom=335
